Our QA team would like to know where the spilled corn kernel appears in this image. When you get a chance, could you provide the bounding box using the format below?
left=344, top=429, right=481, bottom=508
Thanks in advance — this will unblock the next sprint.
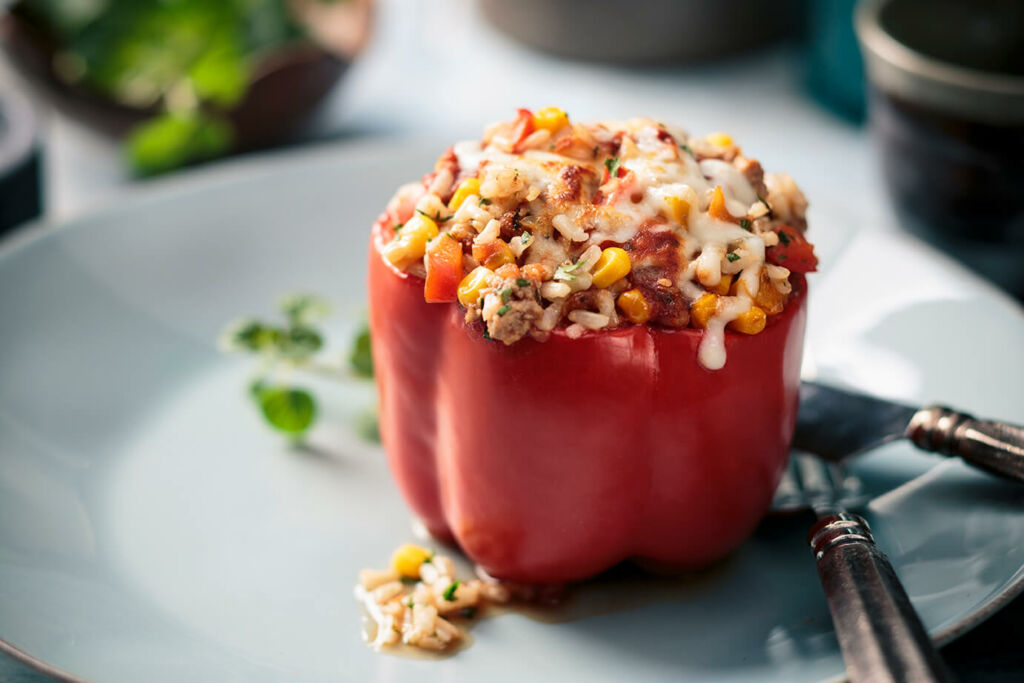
left=591, top=247, right=631, bottom=288
left=617, top=289, right=651, bottom=324
left=391, top=543, right=433, bottom=579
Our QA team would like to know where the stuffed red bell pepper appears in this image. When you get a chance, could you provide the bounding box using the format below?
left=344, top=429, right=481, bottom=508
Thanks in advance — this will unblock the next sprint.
left=367, top=109, right=816, bottom=584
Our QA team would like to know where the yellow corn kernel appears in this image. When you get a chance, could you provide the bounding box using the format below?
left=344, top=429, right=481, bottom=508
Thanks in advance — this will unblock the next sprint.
left=457, top=266, right=491, bottom=307
left=617, top=289, right=651, bottom=324
left=472, top=239, right=515, bottom=270
left=391, top=543, right=433, bottom=579
left=711, top=274, right=733, bottom=296
left=707, top=132, right=733, bottom=147
left=665, top=195, right=690, bottom=224
left=729, top=306, right=767, bottom=335
left=591, top=247, right=631, bottom=288
left=448, top=177, right=481, bottom=212
left=690, top=293, right=718, bottom=329
left=532, top=107, right=569, bottom=133
left=382, top=215, right=438, bottom=269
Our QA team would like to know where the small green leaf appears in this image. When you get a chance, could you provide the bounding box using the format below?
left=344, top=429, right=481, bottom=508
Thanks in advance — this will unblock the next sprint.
left=442, top=580, right=461, bottom=601
left=739, top=218, right=751, bottom=230
left=220, top=318, right=282, bottom=352
left=727, top=252, right=740, bottom=262
left=515, top=278, right=530, bottom=287
left=280, top=325, right=323, bottom=359
left=255, top=386, right=316, bottom=436
left=279, top=293, right=331, bottom=326
left=499, top=288, right=513, bottom=303
left=187, top=31, right=249, bottom=107
left=604, top=156, right=621, bottom=177
left=496, top=304, right=511, bottom=317
left=126, top=111, right=232, bottom=176
left=349, top=322, right=374, bottom=379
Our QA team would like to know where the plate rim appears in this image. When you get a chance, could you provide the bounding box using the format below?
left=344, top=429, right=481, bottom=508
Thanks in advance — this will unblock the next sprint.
left=2, top=138, right=1023, bottom=683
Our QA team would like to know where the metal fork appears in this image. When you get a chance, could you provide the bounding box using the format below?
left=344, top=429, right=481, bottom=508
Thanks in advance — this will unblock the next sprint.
left=772, top=452, right=956, bottom=683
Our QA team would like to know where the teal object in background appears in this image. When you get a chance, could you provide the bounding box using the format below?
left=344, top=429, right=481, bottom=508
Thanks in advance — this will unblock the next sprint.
left=807, top=0, right=866, bottom=122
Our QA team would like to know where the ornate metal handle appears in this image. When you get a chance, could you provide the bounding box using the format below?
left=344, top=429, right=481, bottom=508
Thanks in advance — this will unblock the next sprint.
left=809, top=513, right=956, bottom=683
left=907, top=407, right=1024, bottom=483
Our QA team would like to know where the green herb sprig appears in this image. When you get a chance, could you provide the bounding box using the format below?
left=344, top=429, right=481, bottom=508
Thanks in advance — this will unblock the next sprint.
left=220, top=292, right=374, bottom=442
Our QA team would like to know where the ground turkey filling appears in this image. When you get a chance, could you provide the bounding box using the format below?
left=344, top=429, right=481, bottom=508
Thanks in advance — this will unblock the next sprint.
left=376, top=108, right=816, bottom=370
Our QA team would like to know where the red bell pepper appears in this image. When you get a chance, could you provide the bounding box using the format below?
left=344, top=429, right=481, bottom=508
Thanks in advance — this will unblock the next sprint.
left=368, top=215, right=808, bottom=584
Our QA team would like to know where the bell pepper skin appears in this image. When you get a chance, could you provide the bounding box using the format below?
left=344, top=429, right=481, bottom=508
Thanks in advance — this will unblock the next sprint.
left=368, top=216, right=807, bottom=584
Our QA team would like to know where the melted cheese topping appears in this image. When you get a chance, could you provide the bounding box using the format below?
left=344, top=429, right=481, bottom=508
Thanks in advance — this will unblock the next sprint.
left=388, top=114, right=809, bottom=368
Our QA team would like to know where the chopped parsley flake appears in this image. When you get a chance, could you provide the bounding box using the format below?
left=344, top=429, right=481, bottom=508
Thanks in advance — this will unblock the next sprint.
left=407, top=597, right=415, bottom=609
left=443, top=580, right=461, bottom=601
left=679, top=143, right=694, bottom=157
left=756, top=193, right=773, bottom=215
left=393, top=223, right=403, bottom=232
left=416, top=209, right=452, bottom=224
left=604, top=156, right=621, bottom=178
left=479, top=197, right=491, bottom=206
left=500, top=288, right=513, bottom=303
left=554, top=259, right=586, bottom=282
left=778, top=230, right=791, bottom=245
left=516, top=278, right=530, bottom=287
left=592, top=146, right=599, bottom=158
left=520, top=231, right=531, bottom=245
left=497, top=304, right=511, bottom=317
left=739, top=218, right=751, bottom=230
left=727, top=252, right=740, bottom=262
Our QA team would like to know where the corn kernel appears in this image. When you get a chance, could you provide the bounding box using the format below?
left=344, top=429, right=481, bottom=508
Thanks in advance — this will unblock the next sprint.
left=457, top=266, right=491, bottom=307
left=731, top=270, right=786, bottom=315
left=448, top=177, right=481, bottom=212
left=382, top=215, right=439, bottom=269
left=666, top=195, right=690, bottom=224
left=707, top=132, right=733, bottom=147
left=592, top=247, right=631, bottom=288
left=617, top=289, right=651, bottom=324
left=391, top=543, right=433, bottom=579
left=690, top=293, right=718, bottom=328
left=532, top=107, right=569, bottom=133
left=729, top=306, right=766, bottom=334
left=472, top=239, right=515, bottom=270
left=711, top=275, right=732, bottom=296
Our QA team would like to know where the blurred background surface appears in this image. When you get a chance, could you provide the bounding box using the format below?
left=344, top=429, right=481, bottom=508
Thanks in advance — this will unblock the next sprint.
left=0, top=0, right=1022, bottom=679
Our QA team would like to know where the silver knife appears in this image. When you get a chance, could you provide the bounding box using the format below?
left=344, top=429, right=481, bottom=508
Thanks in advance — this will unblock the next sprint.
left=795, top=381, right=1024, bottom=483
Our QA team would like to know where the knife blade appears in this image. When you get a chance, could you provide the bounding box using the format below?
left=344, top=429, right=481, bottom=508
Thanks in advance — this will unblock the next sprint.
left=795, top=381, right=1024, bottom=483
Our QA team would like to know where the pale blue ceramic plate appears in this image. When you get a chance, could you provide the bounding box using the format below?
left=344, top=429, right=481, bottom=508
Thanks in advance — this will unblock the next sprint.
left=1, top=140, right=1023, bottom=683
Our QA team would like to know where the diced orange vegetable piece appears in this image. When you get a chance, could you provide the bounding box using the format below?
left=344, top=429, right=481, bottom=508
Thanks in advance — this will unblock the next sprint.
left=708, top=186, right=737, bottom=223
left=424, top=233, right=464, bottom=303
left=732, top=270, right=787, bottom=315
left=472, top=239, right=515, bottom=270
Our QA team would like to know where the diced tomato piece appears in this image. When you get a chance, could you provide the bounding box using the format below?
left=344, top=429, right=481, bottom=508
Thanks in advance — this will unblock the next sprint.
left=768, top=226, right=818, bottom=273
left=424, top=233, right=464, bottom=302
left=596, top=169, right=636, bottom=206
left=510, top=108, right=537, bottom=153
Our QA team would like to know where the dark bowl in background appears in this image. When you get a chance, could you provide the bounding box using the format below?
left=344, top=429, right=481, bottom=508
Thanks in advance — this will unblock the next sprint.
left=0, top=0, right=372, bottom=153
left=857, top=0, right=1024, bottom=299
left=0, top=86, right=40, bottom=234
left=479, top=0, right=807, bottom=63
